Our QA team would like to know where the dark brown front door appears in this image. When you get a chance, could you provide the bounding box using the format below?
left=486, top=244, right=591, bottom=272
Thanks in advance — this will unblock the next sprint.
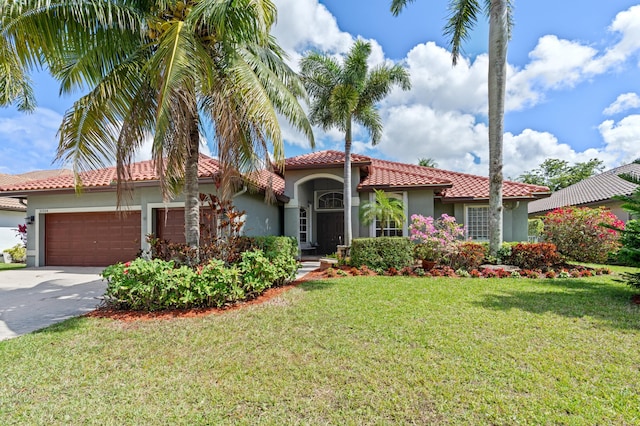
left=45, top=211, right=141, bottom=266
left=317, top=212, right=344, bottom=255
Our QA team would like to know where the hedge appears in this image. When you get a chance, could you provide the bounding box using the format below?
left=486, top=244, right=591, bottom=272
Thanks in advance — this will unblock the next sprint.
left=350, top=237, right=414, bottom=271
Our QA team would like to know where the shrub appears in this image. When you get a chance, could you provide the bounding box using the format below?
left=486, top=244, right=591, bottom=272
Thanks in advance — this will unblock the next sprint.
left=102, top=259, right=195, bottom=311
left=409, top=214, right=466, bottom=263
left=350, top=237, right=414, bottom=271
left=616, top=219, right=640, bottom=266
left=238, top=250, right=279, bottom=297
left=251, top=236, right=298, bottom=285
left=543, top=206, right=624, bottom=263
left=504, top=243, right=562, bottom=270
left=3, top=244, right=26, bottom=263
left=102, top=243, right=297, bottom=311
left=448, top=242, right=487, bottom=270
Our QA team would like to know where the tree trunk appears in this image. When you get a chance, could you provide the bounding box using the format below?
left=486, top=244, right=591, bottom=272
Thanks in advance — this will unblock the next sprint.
left=344, top=118, right=353, bottom=247
left=487, top=0, right=508, bottom=256
left=184, top=115, right=200, bottom=263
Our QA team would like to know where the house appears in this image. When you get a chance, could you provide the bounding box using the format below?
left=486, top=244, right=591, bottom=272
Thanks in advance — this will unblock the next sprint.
left=0, top=170, right=72, bottom=253
left=0, top=156, right=285, bottom=267
left=528, top=163, right=640, bottom=221
left=283, top=150, right=549, bottom=253
left=0, top=150, right=549, bottom=267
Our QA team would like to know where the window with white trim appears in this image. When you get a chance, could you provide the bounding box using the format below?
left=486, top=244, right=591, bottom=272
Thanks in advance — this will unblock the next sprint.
left=317, top=191, right=343, bottom=210
left=466, top=205, right=489, bottom=241
left=299, top=208, right=308, bottom=243
left=374, top=192, right=404, bottom=237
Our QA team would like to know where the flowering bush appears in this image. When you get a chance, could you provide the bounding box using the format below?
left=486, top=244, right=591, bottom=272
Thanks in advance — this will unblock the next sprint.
left=543, top=207, right=624, bottom=263
left=448, top=242, right=487, bottom=270
left=504, top=243, right=562, bottom=270
left=410, top=214, right=466, bottom=263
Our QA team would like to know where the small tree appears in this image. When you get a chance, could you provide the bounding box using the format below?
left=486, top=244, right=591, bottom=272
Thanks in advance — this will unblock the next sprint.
left=543, top=207, right=624, bottom=263
left=518, top=158, right=604, bottom=191
left=359, top=190, right=406, bottom=237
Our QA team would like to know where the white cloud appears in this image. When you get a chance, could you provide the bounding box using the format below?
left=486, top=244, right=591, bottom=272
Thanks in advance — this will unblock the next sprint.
left=592, top=5, right=640, bottom=72
left=598, top=115, right=640, bottom=164
left=274, top=1, right=640, bottom=180
left=272, top=0, right=354, bottom=68
left=603, top=93, right=640, bottom=115
left=0, top=108, right=63, bottom=173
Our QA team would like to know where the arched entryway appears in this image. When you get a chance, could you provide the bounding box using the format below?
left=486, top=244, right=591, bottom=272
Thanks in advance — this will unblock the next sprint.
left=289, top=173, right=346, bottom=256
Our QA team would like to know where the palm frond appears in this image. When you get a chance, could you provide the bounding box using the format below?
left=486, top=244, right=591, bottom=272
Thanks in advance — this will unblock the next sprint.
left=390, top=0, right=416, bottom=16
left=444, top=0, right=482, bottom=65
left=354, top=104, right=383, bottom=145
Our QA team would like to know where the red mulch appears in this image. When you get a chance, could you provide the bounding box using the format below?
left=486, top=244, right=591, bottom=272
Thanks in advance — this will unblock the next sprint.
left=84, top=268, right=327, bottom=322
left=632, top=294, right=640, bottom=305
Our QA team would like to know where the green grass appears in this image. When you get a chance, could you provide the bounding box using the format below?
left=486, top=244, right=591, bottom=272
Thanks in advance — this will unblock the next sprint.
left=1, top=273, right=639, bottom=424
left=0, top=263, right=25, bottom=271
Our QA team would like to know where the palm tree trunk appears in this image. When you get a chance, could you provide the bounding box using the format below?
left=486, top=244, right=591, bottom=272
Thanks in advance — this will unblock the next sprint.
left=344, top=118, right=353, bottom=247
left=184, top=115, right=200, bottom=263
left=487, top=0, right=508, bottom=256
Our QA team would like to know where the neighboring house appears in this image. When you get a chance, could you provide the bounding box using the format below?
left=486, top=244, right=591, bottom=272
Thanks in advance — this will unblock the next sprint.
left=0, top=150, right=549, bottom=267
left=0, top=170, right=72, bottom=252
left=528, top=163, right=640, bottom=221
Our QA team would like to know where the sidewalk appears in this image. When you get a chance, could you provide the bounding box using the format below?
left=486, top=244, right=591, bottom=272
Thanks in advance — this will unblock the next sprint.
left=296, top=260, right=320, bottom=279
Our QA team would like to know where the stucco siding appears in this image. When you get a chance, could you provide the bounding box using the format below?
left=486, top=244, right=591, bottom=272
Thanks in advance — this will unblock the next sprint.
left=407, top=190, right=435, bottom=219
left=0, top=210, right=23, bottom=252
left=507, top=202, right=529, bottom=242
left=233, top=192, right=281, bottom=236
left=24, top=183, right=280, bottom=267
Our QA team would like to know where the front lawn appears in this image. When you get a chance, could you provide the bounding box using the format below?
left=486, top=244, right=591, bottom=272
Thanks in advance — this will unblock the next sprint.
left=0, top=263, right=25, bottom=271
left=1, top=274, right=639, bottom=424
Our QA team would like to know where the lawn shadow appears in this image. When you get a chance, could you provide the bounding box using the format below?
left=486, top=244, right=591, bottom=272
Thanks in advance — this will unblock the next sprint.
left=298, top=280, right=339, bottom=292
left=475, top=278, right=640, bottom=331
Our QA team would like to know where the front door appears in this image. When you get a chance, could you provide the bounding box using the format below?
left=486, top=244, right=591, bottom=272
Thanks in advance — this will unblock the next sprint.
left=317, top=212, right=344, bottom=255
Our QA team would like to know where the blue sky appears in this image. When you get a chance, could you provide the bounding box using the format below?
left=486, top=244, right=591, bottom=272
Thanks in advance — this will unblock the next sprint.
left=1, top=0, right=639, bottom=180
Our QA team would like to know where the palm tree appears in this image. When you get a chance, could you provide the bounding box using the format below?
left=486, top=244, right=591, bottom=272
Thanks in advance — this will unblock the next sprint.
left=391, top=0, right=511, bottom=256
left=359, top=189, right=406, bottom=236
left=418, top=157, right=438, bottom=168
left=1, top=0, right=313, bottom=260
left=300, top=40, right=410, bottom=246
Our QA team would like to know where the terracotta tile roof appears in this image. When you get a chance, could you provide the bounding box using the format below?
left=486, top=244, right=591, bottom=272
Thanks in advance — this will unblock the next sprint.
left=0, top=169, right=72, bottom=211
left=285, top=150, right=371, bottom=169
left=285, top=151, right=545, bottom=200
left=528, top=163, right=640, bottom=215
left=0, top=156, right=285, bottom=198
left=0, top=197, right=25, bottom=211
left=361, top=159, right=452, bottom=188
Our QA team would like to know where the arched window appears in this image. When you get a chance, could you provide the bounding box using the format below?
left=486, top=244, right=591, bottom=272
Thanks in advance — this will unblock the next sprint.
left=317, top=191, right=343, bottom=210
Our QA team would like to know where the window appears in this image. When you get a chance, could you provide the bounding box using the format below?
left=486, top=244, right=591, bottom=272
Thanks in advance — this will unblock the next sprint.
left=317, top=191, right=343, bottom=210
left=371, top=192, right=405, bottom=237
left=376, top=219, right=403, bottom=237
left=466, top=206, right=489, bottom=241
left=299, top=208, right=308, bottom=243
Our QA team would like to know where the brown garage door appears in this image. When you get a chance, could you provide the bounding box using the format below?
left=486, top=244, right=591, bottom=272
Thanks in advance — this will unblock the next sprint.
left=45, top=211, right=141, bottom=266
left=155, top=207, right=216, bottom=243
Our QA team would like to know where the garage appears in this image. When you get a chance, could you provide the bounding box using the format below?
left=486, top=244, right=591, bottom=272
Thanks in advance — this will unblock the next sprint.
left=155, top=207, right=216, bottom=244
left=45, top=211, right=141, bottom=266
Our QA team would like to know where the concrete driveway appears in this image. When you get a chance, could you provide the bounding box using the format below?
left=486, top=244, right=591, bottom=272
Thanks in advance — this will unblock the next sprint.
left=0, top=267, right=105, bottom=341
